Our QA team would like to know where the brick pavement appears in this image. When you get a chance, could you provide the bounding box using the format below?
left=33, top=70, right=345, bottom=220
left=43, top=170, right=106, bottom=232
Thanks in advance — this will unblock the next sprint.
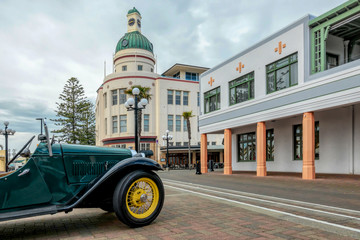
left=0, top=186, right=356, bottom=240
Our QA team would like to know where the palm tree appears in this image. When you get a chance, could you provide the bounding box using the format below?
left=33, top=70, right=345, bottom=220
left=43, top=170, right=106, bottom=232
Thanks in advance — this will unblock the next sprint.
left=182, top=111, right=194, bottom=168
left=125, top=85, right=152, bottom=150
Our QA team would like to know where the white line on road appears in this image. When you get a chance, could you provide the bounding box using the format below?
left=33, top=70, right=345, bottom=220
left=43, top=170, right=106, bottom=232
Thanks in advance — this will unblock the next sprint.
left=165, top=184, right=360, bottom=234
left=163, top=180, right=360, bottom=221
left=163, top=178, right=360, bottom=214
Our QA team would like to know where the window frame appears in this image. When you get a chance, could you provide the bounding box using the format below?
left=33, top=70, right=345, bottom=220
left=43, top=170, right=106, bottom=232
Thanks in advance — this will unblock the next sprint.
left=144, top=114, right=149, bottom=132
left=112, top=116, right=118, bottom=134
left=183, top=91, right=189, bottom=106
left=120, top=115, right=127, bottom=133
left=167, top=90, right=173, bottom=105
left=204, top=87, right=220, bottom=114
left=122, top=65, right=127, bottom=71
left=175, top=91, right=181, bottom=105
left=176, top=115, right=181, bottom=132
left=229, top=71, right=254, bottom=106
left=266, top=129, right=274, bottom=161
left=237, top=132, right=256, bottom=162
left=119, top=89, right=126, bottom=104
left=138, top=65, right=143, bottom=71
left=293, top=121, right=319, bottom=160
left=168, top=115, right=173, bottom=131
left=112, top=90, right=118, bottom=105
left=266, top=52, right=298, bottom=94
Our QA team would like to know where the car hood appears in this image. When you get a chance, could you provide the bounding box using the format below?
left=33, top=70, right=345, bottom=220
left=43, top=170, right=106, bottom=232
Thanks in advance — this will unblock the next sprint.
left=61, top=144, right=132, bottom=158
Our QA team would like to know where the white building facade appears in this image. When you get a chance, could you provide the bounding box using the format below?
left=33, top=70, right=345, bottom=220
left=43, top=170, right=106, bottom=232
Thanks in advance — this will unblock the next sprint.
left=199, top=1, right=360, bottom=178
left=96, top=8, right=222, bottom=167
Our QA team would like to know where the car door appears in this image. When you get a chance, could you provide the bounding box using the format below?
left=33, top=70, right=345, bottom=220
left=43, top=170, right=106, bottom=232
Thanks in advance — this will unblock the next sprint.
left=0, top=158, right=52, bottom=210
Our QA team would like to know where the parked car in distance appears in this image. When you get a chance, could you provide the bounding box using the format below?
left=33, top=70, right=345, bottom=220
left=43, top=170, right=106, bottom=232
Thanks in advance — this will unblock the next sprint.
left=0, top=119, right=164, bottom=227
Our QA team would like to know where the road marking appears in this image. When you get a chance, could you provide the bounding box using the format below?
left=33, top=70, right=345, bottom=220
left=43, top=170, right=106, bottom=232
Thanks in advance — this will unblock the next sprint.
left=165, top=184, right=360, bottom=234
left=163, top=178, right=360, bottom=214
left=163, top=180, right=360, bottom=221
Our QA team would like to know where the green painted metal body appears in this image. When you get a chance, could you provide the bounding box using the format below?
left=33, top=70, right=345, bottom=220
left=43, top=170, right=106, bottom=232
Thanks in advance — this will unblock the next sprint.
left=0, top=143, right=132, bottom=213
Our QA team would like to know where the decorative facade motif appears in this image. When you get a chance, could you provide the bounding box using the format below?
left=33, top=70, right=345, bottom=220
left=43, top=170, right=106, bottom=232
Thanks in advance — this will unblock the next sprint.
left=275, top=41, right=286, bottom=54
left=236, top=62, right=245, bottom=73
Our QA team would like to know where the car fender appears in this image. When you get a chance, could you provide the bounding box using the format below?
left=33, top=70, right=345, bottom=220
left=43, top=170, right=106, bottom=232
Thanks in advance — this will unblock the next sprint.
left=64, top=157, right=162, bottom=209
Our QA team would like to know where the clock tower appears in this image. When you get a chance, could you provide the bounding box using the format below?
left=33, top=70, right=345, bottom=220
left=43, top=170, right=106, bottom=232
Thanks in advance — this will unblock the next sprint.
left=127, top=7, right=142, bottom=33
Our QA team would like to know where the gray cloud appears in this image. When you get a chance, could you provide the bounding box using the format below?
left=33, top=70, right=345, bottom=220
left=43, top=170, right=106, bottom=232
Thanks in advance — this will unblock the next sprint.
left=0, top=0, right=345, bottom=151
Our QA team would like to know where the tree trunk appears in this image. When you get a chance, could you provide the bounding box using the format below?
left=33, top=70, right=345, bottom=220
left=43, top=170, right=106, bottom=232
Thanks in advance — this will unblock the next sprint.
left=187, top=120, right=191, bottom=168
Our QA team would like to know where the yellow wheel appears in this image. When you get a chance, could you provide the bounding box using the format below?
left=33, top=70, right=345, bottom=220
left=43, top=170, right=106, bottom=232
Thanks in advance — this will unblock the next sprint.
left=113, top=171, right=164, bottom=227
left=126, top=177, right=159, bottom=219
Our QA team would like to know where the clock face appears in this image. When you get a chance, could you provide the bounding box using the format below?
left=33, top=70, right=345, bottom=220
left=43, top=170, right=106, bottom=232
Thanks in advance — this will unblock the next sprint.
left=122, top=39, right=128, bottom=47
left=128, top=18, right=135, bottom=26
left=137, top=19, right=141, bottom=27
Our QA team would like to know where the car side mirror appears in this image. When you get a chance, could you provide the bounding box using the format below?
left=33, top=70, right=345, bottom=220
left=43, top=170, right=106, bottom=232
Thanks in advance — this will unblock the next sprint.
left=20, top=148, right=31, bottom=158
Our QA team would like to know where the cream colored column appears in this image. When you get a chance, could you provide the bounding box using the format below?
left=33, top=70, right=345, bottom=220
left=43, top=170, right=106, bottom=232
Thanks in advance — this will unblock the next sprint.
left=224, top=129, right=232, bottom=175
left=302, top=112, right=315, bottom=180
left=256, top=122, right=267, bottom=176
left=200, top=134, right=208, bottom=173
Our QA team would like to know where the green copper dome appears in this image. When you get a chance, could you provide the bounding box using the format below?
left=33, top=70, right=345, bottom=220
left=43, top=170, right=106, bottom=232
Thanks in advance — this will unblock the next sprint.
left=115, top=31, right=153, bottom=53
left=128, top=7, right=140, bottom=15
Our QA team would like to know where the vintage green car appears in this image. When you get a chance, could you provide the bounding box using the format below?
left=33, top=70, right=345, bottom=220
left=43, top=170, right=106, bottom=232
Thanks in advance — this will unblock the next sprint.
left=0, top=120, right=164, bottom=227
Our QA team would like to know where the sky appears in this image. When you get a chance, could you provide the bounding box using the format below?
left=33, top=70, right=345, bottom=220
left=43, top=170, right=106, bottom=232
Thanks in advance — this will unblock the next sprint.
left=0, top=0, right=346, bottom=153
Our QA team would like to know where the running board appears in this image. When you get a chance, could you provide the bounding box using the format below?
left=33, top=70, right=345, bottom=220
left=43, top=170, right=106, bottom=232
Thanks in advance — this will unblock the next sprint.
left=0, top=205, right=60, bottom=222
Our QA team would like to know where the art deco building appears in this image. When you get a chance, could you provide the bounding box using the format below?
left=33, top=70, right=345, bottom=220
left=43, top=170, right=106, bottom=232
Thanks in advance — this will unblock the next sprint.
left=199, top=0, right=360, bottom=178
left=95, top=8, right=223, bottom=167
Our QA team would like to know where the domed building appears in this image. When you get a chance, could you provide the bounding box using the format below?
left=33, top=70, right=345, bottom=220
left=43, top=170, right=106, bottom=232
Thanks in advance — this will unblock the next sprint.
left=96, top=8, right=223, bottom=167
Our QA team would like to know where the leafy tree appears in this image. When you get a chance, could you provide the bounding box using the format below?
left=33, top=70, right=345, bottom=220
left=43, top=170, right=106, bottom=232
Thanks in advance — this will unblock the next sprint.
left=182, top=111, right=194, bottom=168
left=125, top=85, right=152, bottom=149
left=52, top=77, right=95, bottom=144
left=79, top=101, right=96, bottom=145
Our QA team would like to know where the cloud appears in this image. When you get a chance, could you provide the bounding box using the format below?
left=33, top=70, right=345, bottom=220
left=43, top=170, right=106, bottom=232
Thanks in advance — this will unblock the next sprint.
left=0, top=0, right=345, bottom=151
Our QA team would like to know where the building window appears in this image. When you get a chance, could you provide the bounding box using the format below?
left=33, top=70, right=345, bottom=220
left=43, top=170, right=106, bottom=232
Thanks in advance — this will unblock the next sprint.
left=183, top=142, right=188, bottom=146
left=326, top=53, right=338, bottom=69
left=122, top=65, right=127, bottom=71
left=211, top=142, right=216, bottom=145
left=138, top=65, right=143, bottom=71
left=204, top=87, right=220, bottom=113
left=197, top=92, right=200, bottom=106
left=112, top=90, right=118, bottom=105
left=140, top=143, right=150, bottom=151
left=183, top=92, right=189, bottom=105
left=120, top=115, right=127, bottom=132
left=294, top=124, right=302, bottom=160
left=266, top=53, right=298, bottom=94
left=183, top=119, right=187, bottom=132
left=229, top=72, right=254, bottom=105
left=175, top=91, right=181, bottom=105
left=168, top=115, right=173, bottom=131
left=176, top=115, right=181, bottom=132
left=104, top=93, right=107, bottom=108
left=315, top=122, right=320, bottom=160
left=144, top=114, right=149, bottom=132
left=151, top=68, right=153, bottom=72
left=173, top=72, right=180, bottom=79
left=119, top=89, right=126, bottom=104
left=105, top=118, right=107, bottom=135
left=176, top=142, right=181, bottom=146
left=112, top=116, right=118, bottom=133
left=185, top=72, right=199, bottom=81
left=266, top=129, right=274, bottom=161
left=167, top=90, right=173, bottom=104
left=238, top=132, right=256, bottom=162
left=294, top=122, right=319, bottom=160
left=169, top=142, right=174, bottom=146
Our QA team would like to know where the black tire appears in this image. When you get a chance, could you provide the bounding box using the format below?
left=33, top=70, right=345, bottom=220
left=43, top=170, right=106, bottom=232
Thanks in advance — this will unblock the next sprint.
left=113, top=170, right=164, bottom=227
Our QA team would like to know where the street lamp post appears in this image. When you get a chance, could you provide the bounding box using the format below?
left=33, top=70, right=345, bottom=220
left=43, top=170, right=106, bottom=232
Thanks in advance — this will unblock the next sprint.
left=162, top=130, right=173, bottom=169
left=0, top=121, right=16, bottom=172
left=124, top=87, right=148, bottom=153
